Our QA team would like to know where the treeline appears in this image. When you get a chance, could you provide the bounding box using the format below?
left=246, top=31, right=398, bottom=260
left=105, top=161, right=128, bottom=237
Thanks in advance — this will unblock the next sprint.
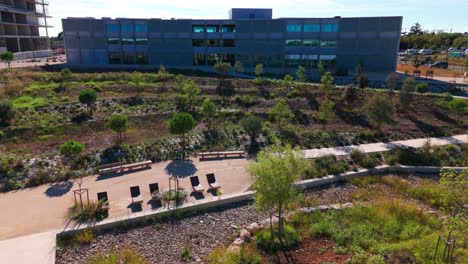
left=400, top=23, right=468, bottom=51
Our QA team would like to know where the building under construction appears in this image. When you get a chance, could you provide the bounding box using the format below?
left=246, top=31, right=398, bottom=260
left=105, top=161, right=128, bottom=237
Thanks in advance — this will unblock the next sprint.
left=0, top=0, right=52, bottom=57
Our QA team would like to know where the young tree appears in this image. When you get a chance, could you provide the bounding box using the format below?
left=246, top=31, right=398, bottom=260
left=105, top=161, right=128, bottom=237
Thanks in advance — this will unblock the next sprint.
left=365, top=94, right=394, bottom=129
left=201, top=98, right=217, bottom=131
left=296, top=66, right=307, bottom=82
left=343, top=85, right=359, bottom=106
left=447, top=98, right=467, bottom=123
left=213, top=62, right=231, bottom=80
left=240, top=115, right=263, bottom=144
left=318, top=99, right=335, bottom=123
left=415, top=82, right=429, bottom=94
left=385, top=72, right=400, bottom=94
left=158, top=64, right=167, bottom=75
left=108, top=114, right=128, bottom=145
left=281, top=74, right=294, bottom=91
left=399, top=78, right=416, bottom=110
left=254, top=64, right=263, bottom=78
left=0, top=98, right=15, bottom=126
left=130, top=71, right=145, bottom=90
left=355, top=63, right=364, bottom=76
left=59, top=140, right=84, bottom=165
left=317, top=61, right=325, bottom=76
left=357, top=74, right=369, bottom=90
left=234, top=61, right=244, bottom=75
left=60, top=67, right=73, bottom=84
left=78, top=89, right=97, bottom=116
left=248, top=145, right=311, bottom=243
left=269, top=99, right=294, bottom=130
left=0, top=51, right=14, bottom=69
left=175, top=74, right=187, bottom=91
left=167, top=112, right=196, bottom=159
left=319, top=72, right=335, bottom=97
left=181, top=80, right=200, bottom=114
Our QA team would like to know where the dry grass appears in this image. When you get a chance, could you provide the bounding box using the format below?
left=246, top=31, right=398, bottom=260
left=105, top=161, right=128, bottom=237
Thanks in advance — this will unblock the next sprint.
left=397, top=64, right=464, bottom=77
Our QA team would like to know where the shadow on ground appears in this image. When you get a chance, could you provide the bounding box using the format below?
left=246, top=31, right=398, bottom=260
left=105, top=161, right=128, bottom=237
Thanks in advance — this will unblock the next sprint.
left=165, top=160, right=198, bottom=178
left=127, top=203, right=143, bottom=213
left=44, top=181, right=73, bottom=197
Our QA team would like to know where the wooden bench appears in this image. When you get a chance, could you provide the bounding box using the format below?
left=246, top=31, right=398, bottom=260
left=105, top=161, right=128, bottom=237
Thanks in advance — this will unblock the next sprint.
left=97, top=162, right=127, bottom=175
left=199, top=151, right=245, bottom=160
left=122, top=160, right=152, bottom=172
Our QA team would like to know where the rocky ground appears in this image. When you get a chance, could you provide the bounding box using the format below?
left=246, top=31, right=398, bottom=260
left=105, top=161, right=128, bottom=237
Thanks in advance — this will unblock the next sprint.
left=56, top=202, right=268, bottom=264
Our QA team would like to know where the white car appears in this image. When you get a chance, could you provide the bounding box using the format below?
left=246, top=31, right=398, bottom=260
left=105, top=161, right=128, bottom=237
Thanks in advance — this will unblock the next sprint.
left=419, top=49, right=432, bottom=55
left=405, top=49, right=419, bottom=55
left=448, top=47, right=457, bottom=52
left=465, top=49, right=468, bottom=55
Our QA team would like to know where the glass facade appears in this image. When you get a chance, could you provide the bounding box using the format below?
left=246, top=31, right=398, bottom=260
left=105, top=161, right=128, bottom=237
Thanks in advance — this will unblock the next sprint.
left=222, top=39, right=235, bottom=47
left=123, top=53, right=135, bottom=64
left=193, top=53, right=206, bottom=65
left=206, top=39, right=220, bottom=47
left=285, top=40, right=302, bottom=46
left=121, top=24, right=133, bottom=32
left=135, top=24, right=148, bottom=32
left=192, top=39, right=205, bottom=47
left=135, top=38, right=148, bottom=45
left=121, top=38, right=134, bottom=45
left=107, top=38, right=120, bottom=45
left=207, top=54, right=219, bottom=65
left=286, top=24, right=302, bottom=32
left=321, top=40, right=337, bottom=47
left=136, top=53, right=149, bottom=64
left=192, top=25, right=204, bottom=33
left=106, top=24, right=119, bottom=33
left=108, top=52, right=121, bottom=64
left=303, top=40, right=320, bottom=47
left=304, top=24, right=320, bottom=32
left=221, top=25, right=236, bottom=32
left=322, top=23, right=339, bottom=32
left=206, top=25, right=219, bottom=33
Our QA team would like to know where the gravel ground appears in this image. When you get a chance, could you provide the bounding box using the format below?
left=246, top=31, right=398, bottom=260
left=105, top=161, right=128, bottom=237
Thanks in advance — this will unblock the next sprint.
left=56, top=202, right=268, bottom=264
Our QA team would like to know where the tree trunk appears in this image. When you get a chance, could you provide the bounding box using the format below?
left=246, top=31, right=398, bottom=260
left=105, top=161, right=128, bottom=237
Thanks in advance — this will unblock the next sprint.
left=269, top=211, right=274, bottom=238
left=278, top=203, right=284, bottom=246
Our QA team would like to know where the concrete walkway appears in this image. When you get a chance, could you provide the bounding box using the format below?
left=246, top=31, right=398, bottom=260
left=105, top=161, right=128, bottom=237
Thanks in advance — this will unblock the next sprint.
left=303, top=134, right=467, bottom=159
left=0, top=232, right=55, bottom=264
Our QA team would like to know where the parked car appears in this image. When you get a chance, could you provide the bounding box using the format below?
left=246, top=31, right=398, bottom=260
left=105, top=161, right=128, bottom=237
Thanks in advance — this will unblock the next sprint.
left=465, top=49, right=468, bottom=55
left=461, top=47, right=468, bottom=51
left=419, top=49, right=432, bottom=55
left=405, top=49, right=419, bottom=55
left=448, top=47, right=458, bottom=52
left=429, top=61, right=448, bottom=69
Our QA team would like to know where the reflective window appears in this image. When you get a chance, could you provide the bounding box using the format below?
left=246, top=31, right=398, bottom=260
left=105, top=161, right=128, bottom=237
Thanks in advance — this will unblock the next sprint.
left=121, top=24, right=133, bottom=33
left=320, top=55, right=337, bottom=60
left=320, top=40, right=337, bottom=47
left=286, top=24, right=302, bottom=32
left=285, top=40, right=301, bottom=46
left=193, top=53, right=206, bottom=65
left=121, top=38, right=135, bottom=45
left=207, top=54, right=219, bottom=65
left=206, top=39, right=220, bottom=47
left=322, top=24, right=339, bottom=32
left=135, top=24, right=148, bottom=33
left=107, top=37, right=120, bottom=45
left=284, top=54, right=301, bottom=60
left=303, top=40, right=320, bottom=47
left=206, top=25, right=219, bottom=33
left=106, top=24, right=119, bottom=33
left=136, top=52, right=148, bottom=64
left=192, top=25, right=205, bottom=33
left=221, top=25, right=236, bottom=32
left=123, top=52, right=135, bottom=64
left=302, top=54, right=319, bottom=60
left=222, top=39, right=235, bottom=47
left=192, top=39, right=205, bottom=47
left=304, top=24, right=320, bottom=32
left=108, top=52, right=121, bottom=64
left=135, top=38, right=148, bottom=45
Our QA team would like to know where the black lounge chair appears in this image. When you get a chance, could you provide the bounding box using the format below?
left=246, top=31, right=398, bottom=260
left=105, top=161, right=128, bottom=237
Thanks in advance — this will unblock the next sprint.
left=149, top=183, right=161, bottom=200
left=97, top=192, right=109, bottom=208
left=130, top=186, right=143, bottom=204
left=206, top=173, right=221, bottom=190
left=190, top=176, right=205, bottom=193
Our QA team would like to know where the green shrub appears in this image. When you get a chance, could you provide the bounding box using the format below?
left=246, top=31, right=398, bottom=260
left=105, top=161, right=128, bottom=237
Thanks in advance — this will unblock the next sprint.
left=181, top=245, right=192, bottom=261
left=89, top=247, right=146, bottom=264
left=255, top=224, right=301, bottom=253
left=206, top=245, right=261, bottom=264
left=415, top=82, right=429, bottom=94
left=69, top=200, right=108, bottom=222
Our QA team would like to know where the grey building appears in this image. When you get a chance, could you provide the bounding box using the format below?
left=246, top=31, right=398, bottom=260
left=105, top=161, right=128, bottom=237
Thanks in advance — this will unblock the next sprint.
left=0, top=0, right=52, bottom=54
left=62, top=8, right=402, bottom=75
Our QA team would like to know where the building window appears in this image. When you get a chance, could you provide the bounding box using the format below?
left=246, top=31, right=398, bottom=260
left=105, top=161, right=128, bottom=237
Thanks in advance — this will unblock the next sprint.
left=136, top=52, right=148, bottom=64
left=285, top=39, right=301, bottom=46
left=320, top=40, right=337, bottom=48
left=286, top=24, right=302, bottom=32
left=108, top=52, right=121, bottom=64
left=193, top=53, right=206, bottom=65
left=192, top=25, right=205, bottom=33
left=207, top=54, right=219, bottom=65
left=303, top=40, right=320, bottom=47
left=206, top=25, right=219, bottom=33
left=106, top=24, right=119, bottom=33
left=221, top=54, right=235, bottom=65
left=135, top=24, right=148, bottom=33
left=206, top=39, right=220, bottom=47
left=221, top=25, right=236, bottom=32
left=320, top=55, right=336, bottom=60
left=121, top=38, right=135, bottom=45
left=123, top=53, right=135, bottom=64
left=192, top=39, right=205, bottom=47
left=304, top=24, right=320, bottom=32
left=135, top=38, right=148, bottom=45
left=322, top=24, right=338, bottom=32
left=121, top=24, right=133, bottom=33
left=222, top=39, right=235, bottom=47
left=285, top=54, right=301, bottom=60
left=107, top=37, right=120, bottom=45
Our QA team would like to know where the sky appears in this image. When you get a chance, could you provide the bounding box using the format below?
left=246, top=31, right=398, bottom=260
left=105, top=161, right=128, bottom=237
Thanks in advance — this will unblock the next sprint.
left=49, top=0, right=467, bottom=37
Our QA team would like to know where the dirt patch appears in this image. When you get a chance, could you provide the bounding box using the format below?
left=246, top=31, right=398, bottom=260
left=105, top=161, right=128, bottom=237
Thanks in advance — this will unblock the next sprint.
left=263, top=238, right=352, bottom=264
